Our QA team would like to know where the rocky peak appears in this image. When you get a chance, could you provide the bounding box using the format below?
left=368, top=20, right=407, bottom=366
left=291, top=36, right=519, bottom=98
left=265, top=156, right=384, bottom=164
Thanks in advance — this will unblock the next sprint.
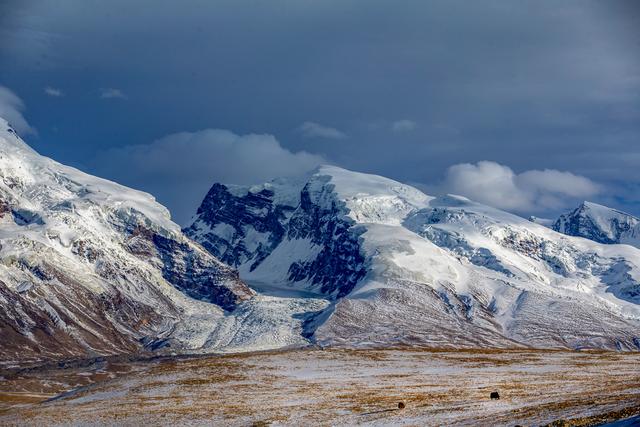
left=184, top=182, right=294, bottom=270
left=553, top=201, right=640, bottom=247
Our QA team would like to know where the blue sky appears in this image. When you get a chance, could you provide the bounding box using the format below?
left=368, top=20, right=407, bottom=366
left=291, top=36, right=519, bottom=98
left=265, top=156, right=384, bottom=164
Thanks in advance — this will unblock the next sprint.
left=1, top=0, right=639, bottom=224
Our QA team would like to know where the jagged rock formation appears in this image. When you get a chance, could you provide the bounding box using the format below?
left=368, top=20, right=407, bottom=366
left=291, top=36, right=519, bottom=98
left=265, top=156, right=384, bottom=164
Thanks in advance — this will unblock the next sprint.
left=185, top=172, right=371, bottom=298
left=186, top=183, right=294, bottom=270
left=553, top=201, right=640, bottom=248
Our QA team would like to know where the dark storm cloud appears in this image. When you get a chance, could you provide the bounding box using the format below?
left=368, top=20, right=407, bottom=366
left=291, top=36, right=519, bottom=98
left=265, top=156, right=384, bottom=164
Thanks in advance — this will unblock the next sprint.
left=0, top=0, right=638, bottom=218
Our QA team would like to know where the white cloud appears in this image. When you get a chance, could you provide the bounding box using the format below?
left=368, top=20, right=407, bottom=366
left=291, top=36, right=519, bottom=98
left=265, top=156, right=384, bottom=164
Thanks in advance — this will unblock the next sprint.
left=391, top=119, right=417, bottom=132
left=100, top=88, right=127, bottom=99
left=297, top=121, right=346, bottom=139
left=0, top=85, right=36, bottom=135
left=44, top=86, right=64, bottom=97
left=441, top=161, right=601, bottom=213
left=95, top=129, right=325, bottom=224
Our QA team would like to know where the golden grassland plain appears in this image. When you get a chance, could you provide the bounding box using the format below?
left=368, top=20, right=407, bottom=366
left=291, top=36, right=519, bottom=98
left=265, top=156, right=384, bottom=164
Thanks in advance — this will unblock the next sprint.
left=1, top=348, right=639, bottom=426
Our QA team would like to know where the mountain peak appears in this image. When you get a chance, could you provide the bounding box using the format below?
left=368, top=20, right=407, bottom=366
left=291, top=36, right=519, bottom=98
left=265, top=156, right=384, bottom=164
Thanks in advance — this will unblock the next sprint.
left=309, top=164, right=434, bottom=214
left=553, top=201, right=640, bottom=247
left=0, top=117, right=37, bottom=154
left=578, top=201, right=638, bottom=219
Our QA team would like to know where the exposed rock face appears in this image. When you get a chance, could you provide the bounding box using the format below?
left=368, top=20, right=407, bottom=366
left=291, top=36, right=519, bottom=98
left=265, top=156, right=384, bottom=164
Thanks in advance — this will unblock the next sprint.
left=0, top=118, right=253, bottom=365
left=184, top=183, right=293, bottom=270
left=286, top=181, right=366, bottom=297
left=553, top=201, right=640, bottom=248
left=185, top=173, right=368, bottom=298
left=150, top=232, right=247, bottom=310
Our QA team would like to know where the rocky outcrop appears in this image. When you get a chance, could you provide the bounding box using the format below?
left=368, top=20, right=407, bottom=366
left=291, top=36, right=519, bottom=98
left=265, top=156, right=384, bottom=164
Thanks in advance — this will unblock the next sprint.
left=553, top=202, right=640, bottom=247
left=184, top=184, right=293, bottom=270
left=186, top=173, right=368, bottom=298
left=285, top=180, right=367, bottom=297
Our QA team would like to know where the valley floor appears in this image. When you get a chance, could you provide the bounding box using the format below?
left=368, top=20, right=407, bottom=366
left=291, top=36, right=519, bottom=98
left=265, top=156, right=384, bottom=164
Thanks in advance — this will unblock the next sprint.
left=1, top=348, right=640, bottom=426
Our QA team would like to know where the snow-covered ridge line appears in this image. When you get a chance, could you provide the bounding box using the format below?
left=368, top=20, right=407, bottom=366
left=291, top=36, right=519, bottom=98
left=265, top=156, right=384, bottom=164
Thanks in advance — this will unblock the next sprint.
left=189, top=165, right=640, bottom=350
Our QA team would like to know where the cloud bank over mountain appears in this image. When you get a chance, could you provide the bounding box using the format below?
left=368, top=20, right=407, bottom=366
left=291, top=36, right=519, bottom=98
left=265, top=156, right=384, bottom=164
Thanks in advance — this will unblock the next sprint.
left=441, top=161, right=601, bottom=213
left=94, top=129, right=324, bottom=224
left=0, top=86, right=35, bottom=135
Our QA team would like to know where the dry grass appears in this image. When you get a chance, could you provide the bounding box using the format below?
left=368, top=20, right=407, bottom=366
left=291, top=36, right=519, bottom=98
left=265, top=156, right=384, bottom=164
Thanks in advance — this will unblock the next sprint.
left=1, top=348, right=640, bottom=426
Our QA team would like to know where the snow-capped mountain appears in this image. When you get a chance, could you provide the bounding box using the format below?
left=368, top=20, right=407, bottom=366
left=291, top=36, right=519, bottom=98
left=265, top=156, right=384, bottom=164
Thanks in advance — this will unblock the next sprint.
left=0, top=118, right=325, bottom=365
left=4, top=112, right=640, bottom=364
left=187, top=165, right=640, bottom=350
left=553, top=201, right=640, bottom=248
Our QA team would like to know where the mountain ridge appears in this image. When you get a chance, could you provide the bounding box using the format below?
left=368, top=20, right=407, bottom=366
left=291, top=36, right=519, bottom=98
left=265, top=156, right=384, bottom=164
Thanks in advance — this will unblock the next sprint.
left=2, top=118, right=640, bottom=364
left=187, top=165, right=640, bottom=350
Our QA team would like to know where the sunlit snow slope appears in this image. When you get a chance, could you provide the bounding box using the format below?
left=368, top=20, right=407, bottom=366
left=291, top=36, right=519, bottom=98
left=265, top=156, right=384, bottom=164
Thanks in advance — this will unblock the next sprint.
left=187, top=165, right=640, bottom=350
left=0, top=119, right=328, bottom=365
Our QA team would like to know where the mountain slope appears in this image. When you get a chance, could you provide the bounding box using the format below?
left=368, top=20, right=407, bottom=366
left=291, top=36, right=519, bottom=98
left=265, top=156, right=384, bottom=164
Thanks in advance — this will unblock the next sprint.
left=553, top=201, right=640, bottom=248
left=0, top=119, right=266, bottom=364
left=187, top=165, right=640, bottom=350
